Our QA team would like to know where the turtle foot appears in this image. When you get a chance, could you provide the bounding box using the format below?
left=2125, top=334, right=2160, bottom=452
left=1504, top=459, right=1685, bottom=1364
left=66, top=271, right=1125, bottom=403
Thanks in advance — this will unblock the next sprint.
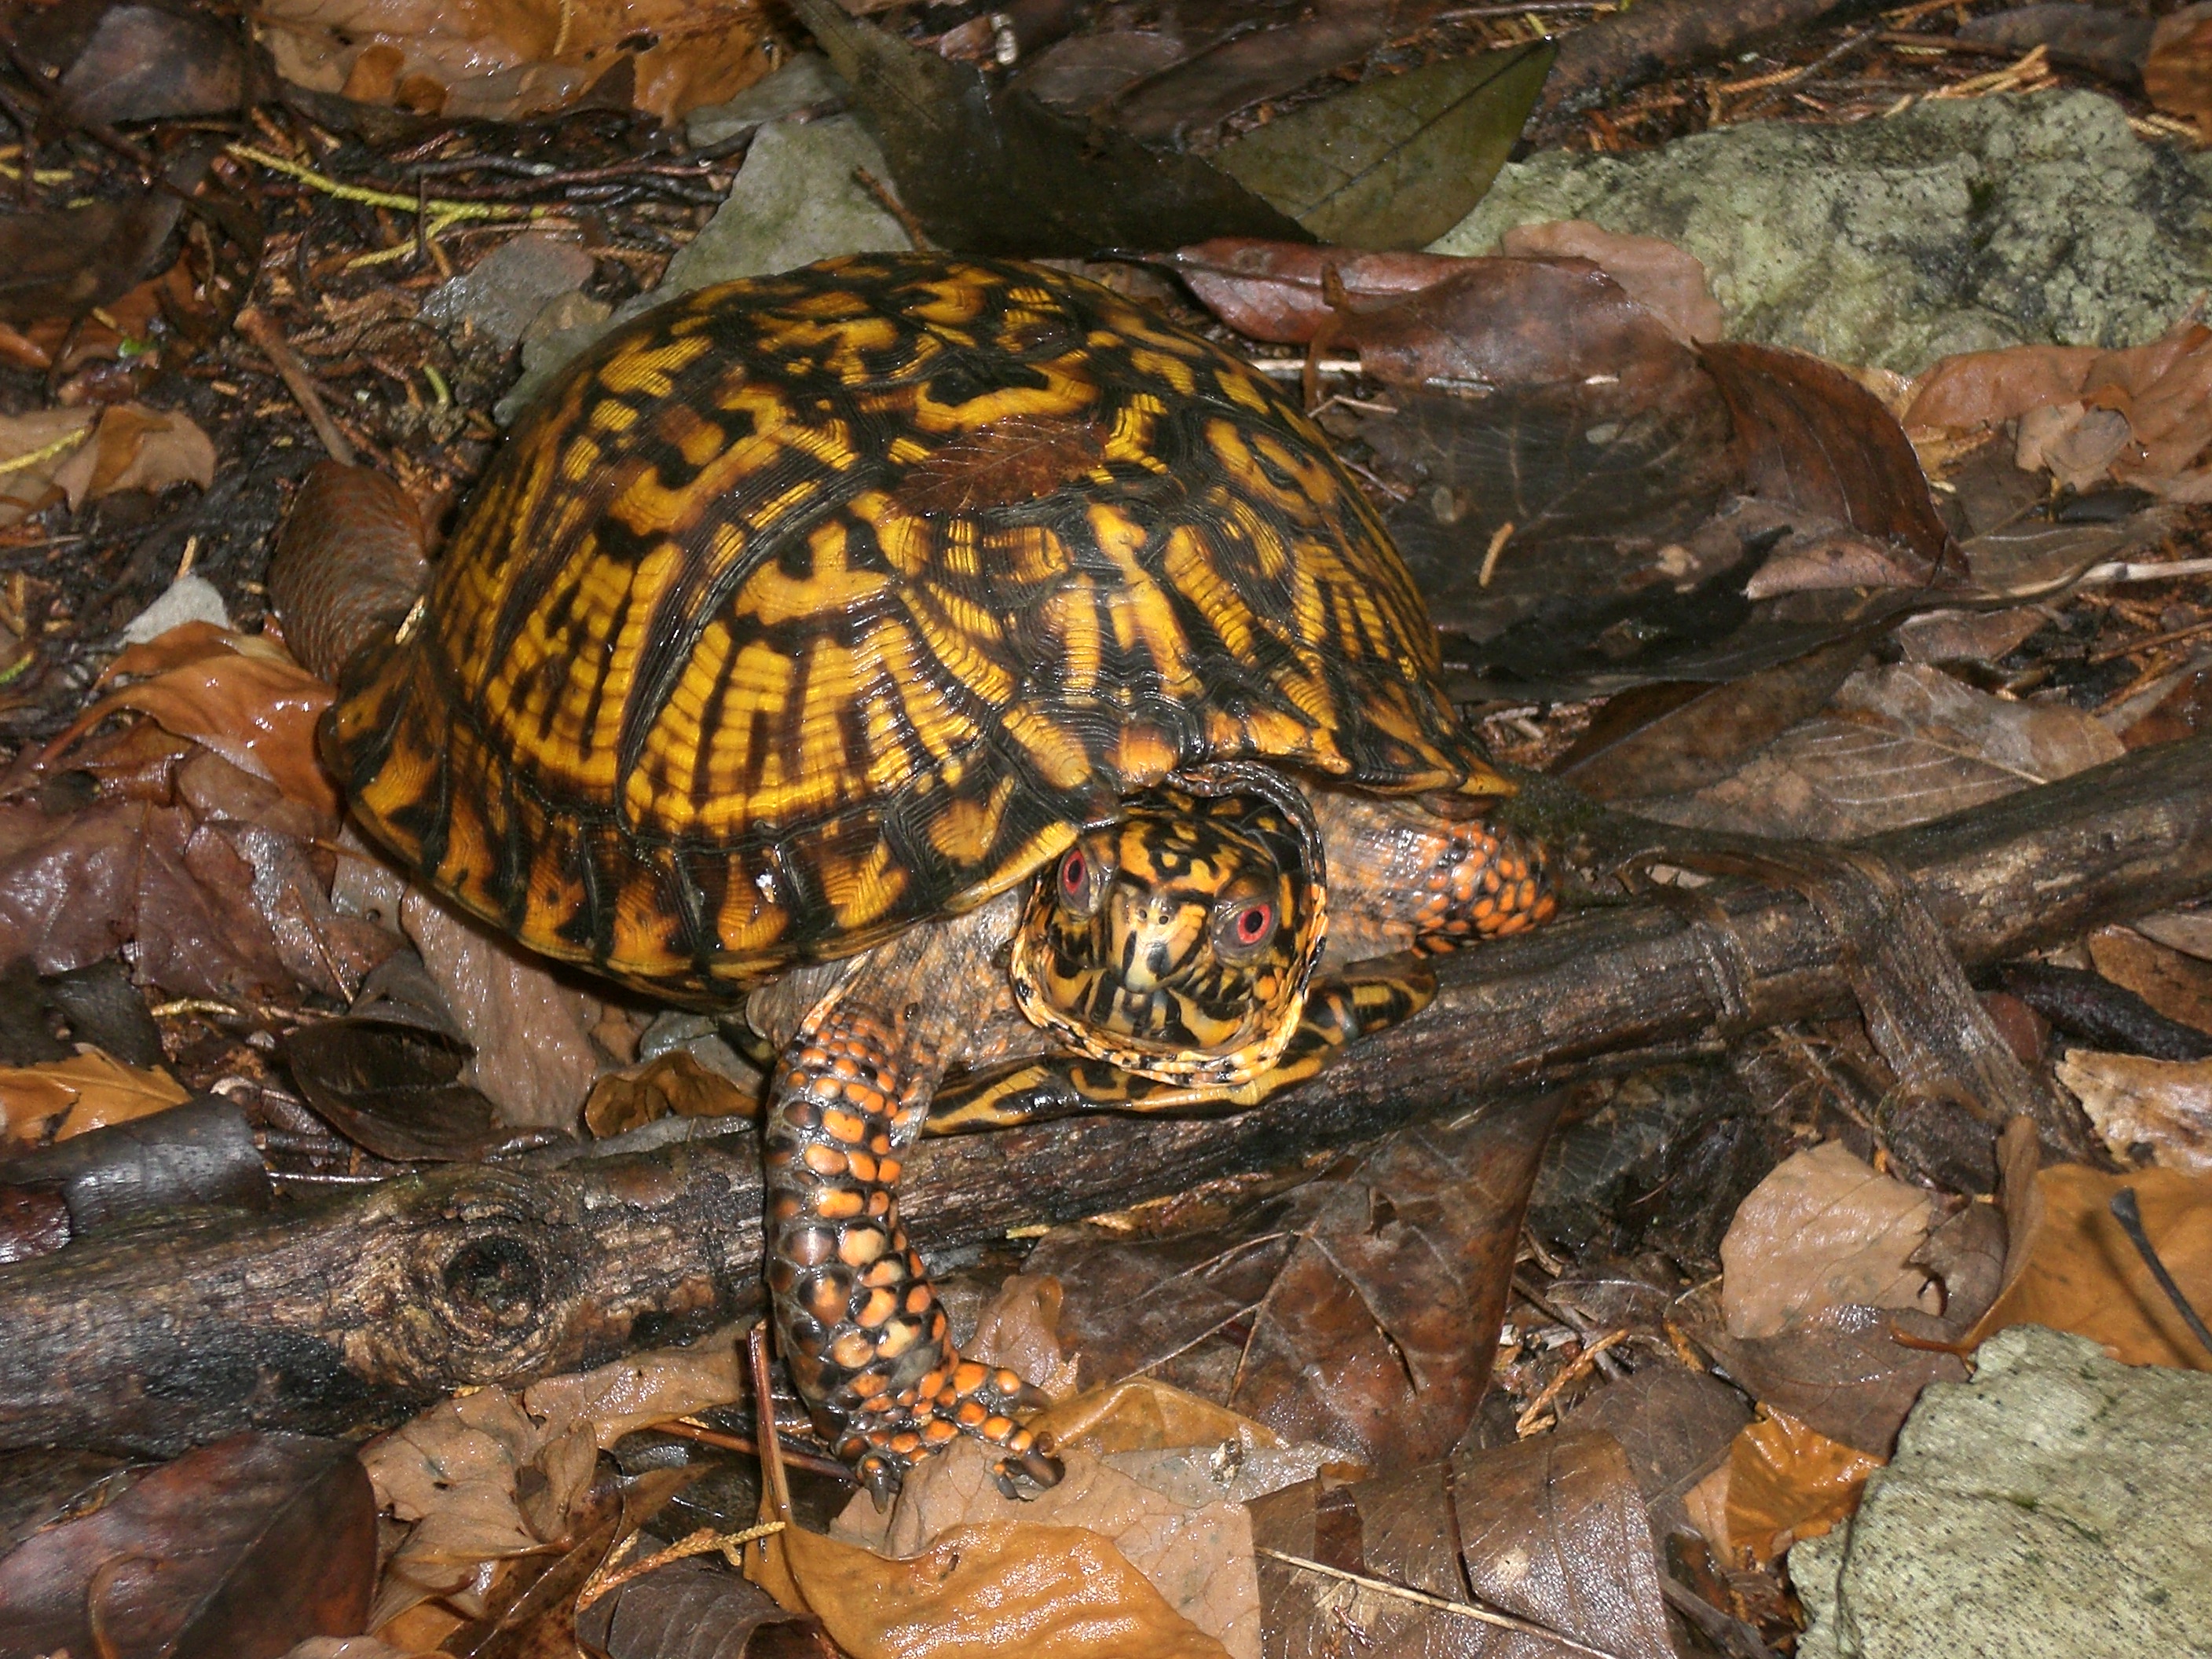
left=839, top=1359, right=1064, bottom=1506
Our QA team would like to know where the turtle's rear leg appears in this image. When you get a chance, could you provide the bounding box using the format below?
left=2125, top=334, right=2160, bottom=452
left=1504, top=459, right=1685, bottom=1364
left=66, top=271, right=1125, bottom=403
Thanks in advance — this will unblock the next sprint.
left=764, top=999, right=1063, bottom=1502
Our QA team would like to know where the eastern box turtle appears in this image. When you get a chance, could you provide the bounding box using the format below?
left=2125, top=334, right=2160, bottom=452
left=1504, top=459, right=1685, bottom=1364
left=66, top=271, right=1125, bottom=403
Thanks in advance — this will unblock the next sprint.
left=270, top=253, right=1555, bottom=1499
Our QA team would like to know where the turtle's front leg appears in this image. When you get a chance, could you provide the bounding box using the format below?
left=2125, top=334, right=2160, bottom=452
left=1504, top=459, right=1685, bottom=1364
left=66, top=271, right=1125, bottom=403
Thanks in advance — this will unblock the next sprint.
left=763, top=999, right=1063, bottom=1503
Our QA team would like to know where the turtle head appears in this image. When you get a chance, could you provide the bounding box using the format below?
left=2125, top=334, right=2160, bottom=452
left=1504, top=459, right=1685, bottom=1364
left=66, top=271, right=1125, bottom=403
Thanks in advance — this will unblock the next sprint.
left=1009, top=769, right=1326, bottom=1089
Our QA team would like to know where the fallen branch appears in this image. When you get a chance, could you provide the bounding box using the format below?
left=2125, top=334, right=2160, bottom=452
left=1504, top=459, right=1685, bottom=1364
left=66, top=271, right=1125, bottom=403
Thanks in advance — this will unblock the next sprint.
left=3, top=737, right=2209, bottom=1453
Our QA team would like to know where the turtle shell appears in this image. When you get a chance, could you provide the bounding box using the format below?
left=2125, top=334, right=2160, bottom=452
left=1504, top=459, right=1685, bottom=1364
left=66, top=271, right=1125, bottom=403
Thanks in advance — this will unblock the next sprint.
left=327, top=254, right=1506, bottom=1001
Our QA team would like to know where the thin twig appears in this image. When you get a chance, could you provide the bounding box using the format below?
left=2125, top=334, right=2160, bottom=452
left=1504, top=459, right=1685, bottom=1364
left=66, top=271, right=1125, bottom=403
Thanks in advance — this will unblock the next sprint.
left=852, top=166, right=932, bottom=252
left=2110, top=1187, right=2212, bottom=1358
left=1254, top=1548, right=1632, bottom=1659
left=233, top=306, right=357, bottom=466
left=2089, top=613, right=2212, bottom=667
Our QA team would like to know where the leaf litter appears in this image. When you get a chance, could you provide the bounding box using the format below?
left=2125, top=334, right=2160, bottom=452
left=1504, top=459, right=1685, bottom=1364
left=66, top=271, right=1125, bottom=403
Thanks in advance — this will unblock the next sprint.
left=1, top=6, right=2210, bottom=1657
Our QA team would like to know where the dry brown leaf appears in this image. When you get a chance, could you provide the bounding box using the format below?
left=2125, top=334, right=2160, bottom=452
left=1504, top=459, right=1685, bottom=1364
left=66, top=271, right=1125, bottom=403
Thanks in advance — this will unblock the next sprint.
left=520, top=1328, right=745, bottom=1448
left=2056, top=1051, right=2212, bottom=1174
left=0, top=402, right=214, bottom=527
left=1968, top=1160, right=2212, bottom=1369
left=402, top=890, right=610, bottom=1129
left=1691, top=1408, right=1882, bottom=1569
left=1905, top=321, right=2212, bottom=500
left=2086, top=926, right=2212, bottom=1037
left=760, top=1518, right=1232, bottom=1659
left=1645, top=662, right=2124, bottom=839
left=1035, top=1379, right=1280, bottom=1459
left=0, top=1047, right=187, bottom=1144
left=2146, top=3, right=2212, bottom=140
left=1720, top=1141, right=1942, bottom=1339
left=45, top=624, right=337, bottom=819
left=840, top=1438, right=1259, bottom=1659
left=1498, top=218, right=1725, bottom=343
left=258, top=0, right=774, bottom=123
left=965, top=1272, right=1081, bottom=1403
left=582, top=1047, right=756, bottom=1137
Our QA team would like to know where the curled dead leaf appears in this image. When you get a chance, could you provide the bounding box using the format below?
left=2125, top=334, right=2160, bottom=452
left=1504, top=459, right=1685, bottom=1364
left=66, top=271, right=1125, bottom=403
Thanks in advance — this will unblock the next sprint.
left=0, top=1048, right=187, bottom=1145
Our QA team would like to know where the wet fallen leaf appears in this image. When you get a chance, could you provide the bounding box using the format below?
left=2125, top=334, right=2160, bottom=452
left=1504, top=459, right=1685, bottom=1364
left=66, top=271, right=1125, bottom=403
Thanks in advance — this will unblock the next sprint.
left=0, top=193, right=182, bottom=327
left=41, top=1, right=247, bottom=123
left=44, top=621, right=335, bottom=819
left=0, top=800, right=156, bottom=980
left=1701, top=341, right=1954, bottom=579
left=1106, top=7, right=1391, bottom=145
left=1553, top=632, right=1870, bottom=800
left=789, top=0, right=1306, bottom=255
left=1719, top=1141, right=1942, bottom=1339
left=401, top=891, right=613, bottom=1130
left=1638, top=661, right=2126, bottom=838
left=964, top=1271, right=1081, bottom=1404
left=0, top=1432, right=375, bottom=1658
left=1500, top=218, right=1726, bottom=345
left=1690, top=1300, right=1969, bottom=1457
left=280, top=1016, right=520, bottom=1163
left=1690, top=1408, right=1882, bottom=1569
left=1149, top=238, right=1470, bottom=343
left=1569, top=1359, right=1752, bottom=1544
left=1252, top=1428, right=1676, bottom=1659
left=258, top=0, right=775, bottom=123
left=0, top=1047, right=188, bottom=1146
left=576, top=1555, right=835, bottom=1658
left=2056, top=1051, right=2212, bottom=1174
left=583, top=1046, right=756, bottom=1137
left=1215, top=42, right=1554, bottom=249
left=1035, top=1093, right=1559, bottom=1470
left=1968, top=1155, right=2212, bottom=1370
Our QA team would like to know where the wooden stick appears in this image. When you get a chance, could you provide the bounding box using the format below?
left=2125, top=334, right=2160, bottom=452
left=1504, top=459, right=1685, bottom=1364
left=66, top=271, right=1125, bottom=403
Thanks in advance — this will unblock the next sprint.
left=2, top=738, right=2209, bottom=1454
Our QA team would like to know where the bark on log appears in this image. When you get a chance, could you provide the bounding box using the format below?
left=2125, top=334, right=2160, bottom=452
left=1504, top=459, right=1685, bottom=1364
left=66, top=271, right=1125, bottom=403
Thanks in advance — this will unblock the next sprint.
left=4, top=737, right=2210, bottom=1454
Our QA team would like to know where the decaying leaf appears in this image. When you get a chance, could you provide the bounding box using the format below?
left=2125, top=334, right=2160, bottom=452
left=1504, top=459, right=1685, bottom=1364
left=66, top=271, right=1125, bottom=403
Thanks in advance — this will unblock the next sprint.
left=0, top=402, right=216, bottom=529
left=1968, top=1154, right=2212, bottom=1370
left=1035, top=1094, right=1558, bottom=1470
left=1639, top=661, right=2126, bottom=838
left=0, top=1048, right=188, bottom=1145
left=1905, top=319, right=2212, bottom=501
left=1148, top=240, right=1471, bottom=345
left=1500, top=218, right=1726, bottom=345
left=2145, top=2, right=2212, bottom=137
left=257, top=0, right=775, bottom=123
left=584, top=1047, right=756, bottom=1137
left=0, top=1432, right=375, bottom=1657
left=1719, top=1141, right=1942, bottom=1339
left=45, top=622, right=336, bottom=820
left=1214, top=42, right=1553, bottom=249
left=1688, top=1408, right=1883, bottom=1569
left=789, top=0, right=1306, bottom=256
left=758, top=1514, right=1233, bottom=1659
left=2058, top=1051, right=2212, bottom=1174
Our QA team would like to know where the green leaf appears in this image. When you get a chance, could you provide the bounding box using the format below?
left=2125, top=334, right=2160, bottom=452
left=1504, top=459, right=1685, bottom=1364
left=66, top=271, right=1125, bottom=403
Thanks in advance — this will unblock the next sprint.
left=1217, top=42, right=1556, bottom=251
left=786, top=0, right=1309, bottom=256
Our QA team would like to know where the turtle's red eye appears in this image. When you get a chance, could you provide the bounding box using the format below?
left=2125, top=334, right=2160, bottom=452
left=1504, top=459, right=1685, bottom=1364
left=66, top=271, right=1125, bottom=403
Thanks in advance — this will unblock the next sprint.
left=1060, top=850, right=1086, bottom=897
left=1215, top=899, right=1277, bottom=956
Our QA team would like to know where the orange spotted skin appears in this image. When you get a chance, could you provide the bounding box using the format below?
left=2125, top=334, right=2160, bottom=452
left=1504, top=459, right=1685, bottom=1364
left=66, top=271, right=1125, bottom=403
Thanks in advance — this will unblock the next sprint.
left=764, top=1002, right=1061, bottom=1500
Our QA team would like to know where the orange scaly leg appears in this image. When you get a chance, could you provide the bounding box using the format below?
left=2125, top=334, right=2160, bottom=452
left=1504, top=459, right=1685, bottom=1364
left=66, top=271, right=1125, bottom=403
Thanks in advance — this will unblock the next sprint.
left=762, top=1000, right=1064, bottom=1503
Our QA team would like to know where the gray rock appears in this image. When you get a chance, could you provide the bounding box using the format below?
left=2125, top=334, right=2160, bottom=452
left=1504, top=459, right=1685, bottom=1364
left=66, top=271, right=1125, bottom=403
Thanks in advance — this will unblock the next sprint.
left=1792, top=1324, right=2212, bottom=1658
left=497, top=113, right=908, bottom=423
left=120, top=572, right=229, bottom=643
left=684, top=53, right=851, bottom=149
left=1434, top=91, right=2212, bottom=374
left=419, top=233, right=595, bottom=351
